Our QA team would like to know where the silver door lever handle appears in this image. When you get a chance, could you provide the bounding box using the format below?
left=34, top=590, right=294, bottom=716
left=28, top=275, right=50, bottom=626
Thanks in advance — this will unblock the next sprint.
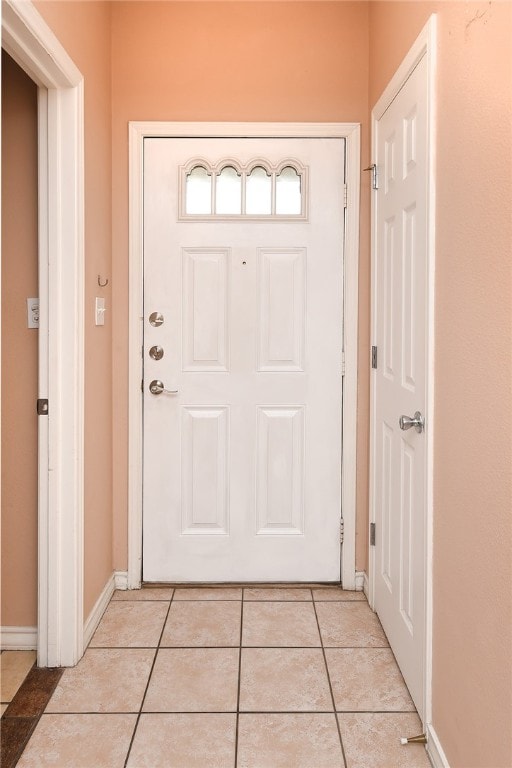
left=149, top=380, right=179, bottom=396
left=399, top=411, right=425, bottom=433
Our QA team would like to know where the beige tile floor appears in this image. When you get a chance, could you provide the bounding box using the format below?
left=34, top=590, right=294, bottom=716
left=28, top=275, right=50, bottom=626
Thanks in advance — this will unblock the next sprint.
left=16, top=587, right=432, bottom=768
left=1, top=650, right=37, bottom=716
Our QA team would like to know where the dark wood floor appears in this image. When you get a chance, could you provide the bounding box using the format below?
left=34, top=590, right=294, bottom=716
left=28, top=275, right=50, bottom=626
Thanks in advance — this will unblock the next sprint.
left=1, top=665, right=63, bottom=768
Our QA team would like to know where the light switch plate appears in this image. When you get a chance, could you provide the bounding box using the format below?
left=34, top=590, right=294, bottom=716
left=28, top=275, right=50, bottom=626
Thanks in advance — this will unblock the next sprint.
left=95, top=297, right=106, bottom=326
left=27, top=298, right=39, bottom=329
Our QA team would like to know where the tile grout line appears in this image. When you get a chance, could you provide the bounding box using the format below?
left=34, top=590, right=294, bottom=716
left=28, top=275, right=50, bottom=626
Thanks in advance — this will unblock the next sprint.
left=234, top=589, right=245, bottom=768
left=122, top=594, right=174, bottom=768
left=28, top=708, right=419, bottom=715
left=88, top=644, right=390, bottom=650
left=312, top=594, right=348, bottom=768
left=115, top=599, right=243, bottom=603
left=112, top=593, right=366, bottom=602
left=113, top=598, right=365, bottom=602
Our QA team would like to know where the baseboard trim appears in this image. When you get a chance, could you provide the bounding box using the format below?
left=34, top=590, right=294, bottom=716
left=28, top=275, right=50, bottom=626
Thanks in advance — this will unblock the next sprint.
left=1, top=626, right=37, bottom=650
left=114, top=570, right=128, bottom=591
left=83, top=573, right=115, bottom=649
left=427, top=724, right=450, bottom=768
left=355, top=570, right=370, bottom=598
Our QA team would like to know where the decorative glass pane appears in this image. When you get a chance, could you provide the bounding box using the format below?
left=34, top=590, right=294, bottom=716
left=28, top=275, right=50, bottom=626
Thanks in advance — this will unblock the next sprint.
left=275, top=166, right=301, bottom=215
left=246, top=166, right=272, bottom=215
left=186, top=166, right=212, bottom=214
left=215, top=166, right=242, bottom=215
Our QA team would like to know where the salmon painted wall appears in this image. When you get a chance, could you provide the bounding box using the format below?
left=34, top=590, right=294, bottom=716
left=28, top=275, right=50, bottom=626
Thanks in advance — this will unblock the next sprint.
left=32, top=1, right=114, bottom=619
left=1, top=53, right=39, bottom=628
left=110, top=1, right=371, bottom=572
left=369, top=3, right=512, bottom=766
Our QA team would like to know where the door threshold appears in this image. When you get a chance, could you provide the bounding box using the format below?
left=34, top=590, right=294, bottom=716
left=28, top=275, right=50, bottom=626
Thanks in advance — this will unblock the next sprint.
left=141, top=581, right=344, bottom=589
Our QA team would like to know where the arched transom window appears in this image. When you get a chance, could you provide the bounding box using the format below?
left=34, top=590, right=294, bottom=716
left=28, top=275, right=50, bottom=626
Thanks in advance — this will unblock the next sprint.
left=181, top=159, right=307, bottom=219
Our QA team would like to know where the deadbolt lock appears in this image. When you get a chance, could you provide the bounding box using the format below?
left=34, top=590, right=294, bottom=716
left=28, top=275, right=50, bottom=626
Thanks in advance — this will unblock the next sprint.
left=149, top=311, right=164, bottom=327
left=149, top=345, right=164, bottom=360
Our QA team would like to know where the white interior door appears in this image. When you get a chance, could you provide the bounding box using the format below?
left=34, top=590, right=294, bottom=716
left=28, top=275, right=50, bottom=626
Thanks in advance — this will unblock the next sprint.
left=371, top=54, right=429, bottom=718
left=143, top=137, right=345, bottom=582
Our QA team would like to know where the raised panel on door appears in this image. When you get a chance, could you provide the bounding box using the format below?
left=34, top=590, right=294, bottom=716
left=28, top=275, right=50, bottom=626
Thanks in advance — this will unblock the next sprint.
left=399, top=439, right=414, bottom=633
left=380, top=421, right=393, bottom=593
left=383, top=217, right=396, bottom=382
left=182, top=248, right=230, bottom=372
left=258, top=248, right=305, bottom=372
left=402, top=205, right=417, bottom=391
left=181, top=406, right=229, bottom=535
left=256, top=406, right=305, bottom=535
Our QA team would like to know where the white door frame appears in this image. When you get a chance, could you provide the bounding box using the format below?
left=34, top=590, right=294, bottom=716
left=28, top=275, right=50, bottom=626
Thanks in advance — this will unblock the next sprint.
left=128, top=122, right=360, bottom=590
left=2, top=0, right=85, bottom=667
left=368, top=16, right=436, bottom=731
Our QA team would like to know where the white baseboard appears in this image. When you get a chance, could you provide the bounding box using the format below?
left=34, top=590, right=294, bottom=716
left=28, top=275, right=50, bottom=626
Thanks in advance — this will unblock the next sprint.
left=363, top=571, right=369, bottom=599
left=1, top=626, right=37, bottom=650
left=354, top=571, right=365, bottom=591
left=355, top=570, right=370, bottom=597
left=427, top=724, right=450, bottom=768
left=83, top=573, right=115, bottom=648
left=114, top=570, right=128, bottom=590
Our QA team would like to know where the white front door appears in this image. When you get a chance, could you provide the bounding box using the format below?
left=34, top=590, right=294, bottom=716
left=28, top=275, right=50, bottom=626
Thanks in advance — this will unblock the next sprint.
left=143, top=137, right=345, bottom=582
left=371, top=53, right=429, bottom=718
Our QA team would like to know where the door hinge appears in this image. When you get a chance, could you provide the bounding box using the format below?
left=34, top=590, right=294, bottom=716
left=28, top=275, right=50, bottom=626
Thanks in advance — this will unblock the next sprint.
left=370, top=522, right=376, bottom=546
left=364, top=163, right=378, bottom=190
left=340, top=518, right=344, bottom=544
left=371, top=346, right=378, bottom=369
left=343, top=183, right=348, bottom=208
left=37, top=398, right=49, bottom=416
left=341, top=350, right=346, bottom=377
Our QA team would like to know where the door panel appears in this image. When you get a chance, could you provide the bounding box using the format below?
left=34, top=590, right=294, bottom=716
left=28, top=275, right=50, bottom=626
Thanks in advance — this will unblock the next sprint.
left=258, top=248, right=305, bottom=372
left=143, top=137, right=345, bottom=582
left=372, top=55, right=428, bottom=718
left=256, top=405, right=305, bottom=535
left=181, top=406, right=229, bottom=535
left=182, top=248, right=230, bottom=372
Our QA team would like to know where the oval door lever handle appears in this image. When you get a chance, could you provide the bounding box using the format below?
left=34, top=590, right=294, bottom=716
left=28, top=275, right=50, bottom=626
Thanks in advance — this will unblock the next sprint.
left=399, top=411, right=425, bottom=433
left=149, top=380, right=179, bottom=396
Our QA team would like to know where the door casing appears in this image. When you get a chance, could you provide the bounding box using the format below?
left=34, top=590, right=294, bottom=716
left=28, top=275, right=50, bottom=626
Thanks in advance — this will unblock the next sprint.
left=128, top=121, right=361, bottom=590
left=369, top=15, right=436, bottom=734
left=1, top=0, right=85, bottom=667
